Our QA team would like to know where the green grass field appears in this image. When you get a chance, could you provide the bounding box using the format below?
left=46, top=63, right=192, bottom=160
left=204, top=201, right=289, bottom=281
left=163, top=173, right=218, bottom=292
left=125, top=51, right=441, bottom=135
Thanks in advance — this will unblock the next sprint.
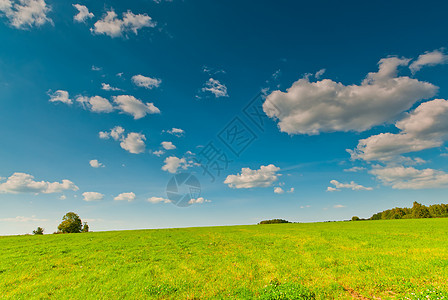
left=1, top=218, right=448, bottom=299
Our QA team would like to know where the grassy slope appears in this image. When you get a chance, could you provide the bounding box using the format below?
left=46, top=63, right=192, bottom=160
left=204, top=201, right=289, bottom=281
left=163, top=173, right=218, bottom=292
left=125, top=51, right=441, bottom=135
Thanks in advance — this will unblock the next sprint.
left=1, top=219, right=448, bottom=299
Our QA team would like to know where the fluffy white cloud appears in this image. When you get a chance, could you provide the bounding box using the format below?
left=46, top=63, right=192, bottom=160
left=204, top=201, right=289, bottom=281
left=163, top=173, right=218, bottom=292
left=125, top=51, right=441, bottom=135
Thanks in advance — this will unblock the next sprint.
left=114, top=192, right=135, bottom=202
left=147, top=196, right=171, bottom=204
left=120, top=132, right=146, bottom=154
left=0, top=0, right=52, bottom=29
left=161, top=156, right=191, bottom=173
left=99, top=126, right=146, bottom=154
left=202, top=78, right=228, bottom=98
left=410, top=49, right=448, bottom=73
left=91, top=9, right=155, bottom=38
left=224, top=164, right=281, bottom=189
left=188, top=197, right=211, bottom=204
left=152, top=150, right=165, bottom=156
left=263, top=57, right=437, bottom=135
left=350, top=99, right=448, bottom=162
left=343, top=166, right=366, bottom=172
left=0, top=172, right=78, bottom=194
left=49, top=90, right=72, bottom=104
left=76, top=95, right=114, bottom=113
left=132, top=75, right=161, bottom=89
left=274, top=187, right=284, bottom=194
left=101, top=83, right=122, bottom=91
left=82, top=191, right=104, bottom=201
left=73, top=4, right=93, bottom=23
left=164, top=128, right=184, bottom=137
left=89, top=159, right=104, bottom=168
left=369, top=166, right=448, bottom=189
left=327, top=180, right=373, bottom=192
left=113, top=95, right=160, bottom=119
left=0, top=215, right=48, bottom=222
left=161, top=141, right=176, bottom=150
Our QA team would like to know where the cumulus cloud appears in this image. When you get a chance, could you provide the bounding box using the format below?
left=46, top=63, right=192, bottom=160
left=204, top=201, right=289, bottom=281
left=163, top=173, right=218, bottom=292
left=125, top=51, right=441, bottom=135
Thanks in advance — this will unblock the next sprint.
left=224, top=164, right=281, bottom=189
left=163, top=128, right=184, bottom=137
left=73, top=4, right=93, bottom=23
left=147, top=196, right=171, bottom=204
left=132, top=75, right=161, bottom=89
left=0, top=172, right=78, bottom=194
left=152, top=150, right=165, bottom=156
left=161, top=141, right=176, bottom=150
left=76, top=95, right=114, bottom=113
left=101, top=83, right=122, bottom=91
left=274, top=187, right=284, bottom=194
left=82, top=192, right=104, bottom=201
left=161, top=156, right=191, bottom=173
left=0, top=0, right=52, bottom=29
left=92, top=9, right=155, bottom=38
left=89, top=159, right=104, bottom=168
left=202, top=78, right=228, bottom=98
left=114, top=192, right=135, bottom=202
left=263, top=57, right=437, bottom=135
left=410, top=49, right=448, bottom=73
left=113, top=95, right=160, bottom=119
left=343, top=166, right=366, bottom=172
left=99, top=126, right=146, bottom=154
left=327, top=180, right=373, bottom=192
left=350, top=99, right=448, bottom=162
left=120, top=132, right=146, bottom=154
left=49, top=90, right=72, bottom=104
left=188, top=197, right=211, bottom=204
left=369, top=166, right=448, bottom=189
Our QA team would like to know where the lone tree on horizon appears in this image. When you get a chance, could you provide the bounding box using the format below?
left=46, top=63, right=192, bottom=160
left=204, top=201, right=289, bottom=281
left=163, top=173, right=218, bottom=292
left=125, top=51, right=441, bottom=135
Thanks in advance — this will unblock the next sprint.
left=57, top=212, right=88, bottom=233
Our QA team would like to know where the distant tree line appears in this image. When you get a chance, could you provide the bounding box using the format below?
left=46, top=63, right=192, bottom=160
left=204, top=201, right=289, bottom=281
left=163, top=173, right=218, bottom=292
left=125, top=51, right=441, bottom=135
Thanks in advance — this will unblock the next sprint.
left=32, top=212, right=89, bottom=235
left=258, top=219, right=290, bottom=224
left=368, top=202, right=448, bottom=220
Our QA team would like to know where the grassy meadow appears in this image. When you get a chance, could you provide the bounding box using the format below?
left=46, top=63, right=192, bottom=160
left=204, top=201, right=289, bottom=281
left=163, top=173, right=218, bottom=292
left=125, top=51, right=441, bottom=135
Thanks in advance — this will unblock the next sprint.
left=1, top=218, right=448, bottom=299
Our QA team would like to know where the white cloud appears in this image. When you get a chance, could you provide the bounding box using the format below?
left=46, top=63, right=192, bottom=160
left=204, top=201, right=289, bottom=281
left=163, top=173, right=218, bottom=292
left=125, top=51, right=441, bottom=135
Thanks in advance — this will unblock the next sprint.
left=152, top=150, right=165, bottom=156
left=147, top=196, right=171, bottom=204
left=161, top=156, right=190, bottom=173
left=410, top=49, right=448, bottom=73
left=161, top=141, right=176, bottom=150
left=369, top=166, right=448, bottom=189
left=91, top=65, right=101, bottom=71
left=82, top=192, right=104, bottom=201
left=99, top=126, right=146, bottom=154
left=188, top=197, right=211, bottom=204
left=132, top=74, right=161, bottom=89
left=224, top=164, right=281, bottom=189
left=89, top=159, right=104, bottom=168
left=101, top=83, right=122, bottom=91
left=164, top=128, right=184, bottom=137
left=120, top=132, right=146, bottom=154
left=114, top=192, right=135, bottom=202
left=0, top=215, right=48, bottom=222
left=91, top=9, right=155, bottom=38
left=0, top=0, right=52, bottom=29
left=202, top=78, right=228, bottom=98
left=59, top=195, right=66, bottom=200
left=76, top=95, right=114, bottom=113
left=350, top=99, right=448, bottom=162
left=0, top=172, right=78, bottom=194
left=73, top=4, right=93, bottom=23
left=288, top=187, right=294, bottom=193
left=263, top=57, right=437, bottom=135
left=333, top=204, right=345, bottom=208
left=49, top=90, right=72, bottom=104
left=113, top=95, right=160, bottom=119
left=343, top=166, right=366, bottom=172
left=327, top=180, right=373, bottom=192
left=274, top=187, right=284, bottom=194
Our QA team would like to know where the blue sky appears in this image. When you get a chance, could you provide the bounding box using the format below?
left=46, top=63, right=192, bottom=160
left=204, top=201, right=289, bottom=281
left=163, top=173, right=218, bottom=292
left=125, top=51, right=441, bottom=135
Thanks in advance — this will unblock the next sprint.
left=1, top=0, right=448, bottom=235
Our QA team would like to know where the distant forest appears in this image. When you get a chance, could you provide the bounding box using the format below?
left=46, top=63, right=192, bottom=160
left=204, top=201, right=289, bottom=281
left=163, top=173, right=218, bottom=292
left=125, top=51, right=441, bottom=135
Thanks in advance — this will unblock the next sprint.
left=369, top=202, right=448, bottom=220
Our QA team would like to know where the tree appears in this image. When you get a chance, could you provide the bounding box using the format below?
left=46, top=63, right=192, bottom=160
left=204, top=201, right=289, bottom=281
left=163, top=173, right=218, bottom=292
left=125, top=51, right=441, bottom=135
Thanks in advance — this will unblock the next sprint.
left=351, top=216, right=360, bottom=221
left=82, top=222, right=89, bottom=233
left=32, top=227, right=44, bottom=235
left=58, top=212, right=83, bottom=233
